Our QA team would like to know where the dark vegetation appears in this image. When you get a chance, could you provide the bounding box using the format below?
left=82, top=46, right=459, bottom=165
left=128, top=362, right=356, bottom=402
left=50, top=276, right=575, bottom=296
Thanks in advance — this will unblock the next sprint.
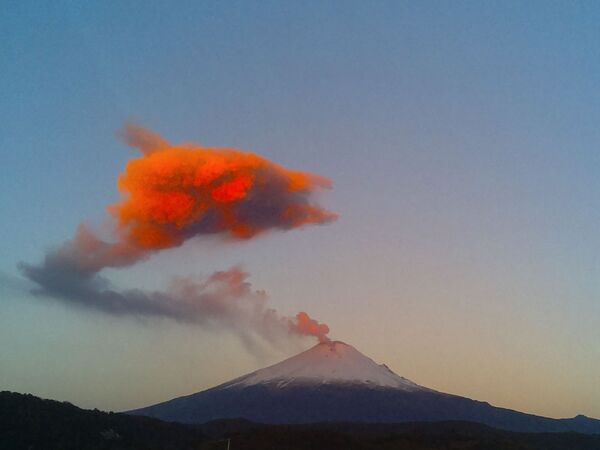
left=0, top=391, right=206, bottom=450
left=201, top=420, right=600, bottom=450
left=2, top=391, right=600, bottom=450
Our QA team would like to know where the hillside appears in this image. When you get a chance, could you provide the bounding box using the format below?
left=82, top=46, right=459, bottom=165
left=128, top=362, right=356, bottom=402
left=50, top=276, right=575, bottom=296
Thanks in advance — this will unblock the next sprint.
left=0, top=391, right=206, bottom=450
left=2, top=391, right=600, bottom=450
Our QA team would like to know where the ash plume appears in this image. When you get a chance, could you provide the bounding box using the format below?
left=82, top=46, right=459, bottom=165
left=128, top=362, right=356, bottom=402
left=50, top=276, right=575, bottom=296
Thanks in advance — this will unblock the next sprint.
left=19, top=125, right=335, bottom=346
left=21, top=261, right=325, bottom=349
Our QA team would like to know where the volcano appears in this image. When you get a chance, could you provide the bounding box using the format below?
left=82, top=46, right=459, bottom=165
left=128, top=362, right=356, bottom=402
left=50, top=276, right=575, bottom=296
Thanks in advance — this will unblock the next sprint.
left=130, top=341, right=600, bottom=433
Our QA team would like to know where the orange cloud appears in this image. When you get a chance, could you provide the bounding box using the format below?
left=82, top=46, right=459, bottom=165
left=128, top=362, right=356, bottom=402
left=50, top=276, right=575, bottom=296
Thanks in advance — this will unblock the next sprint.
left=291, top=311, right=331, bottom=343
left=112, top=124, right=337, bottom=250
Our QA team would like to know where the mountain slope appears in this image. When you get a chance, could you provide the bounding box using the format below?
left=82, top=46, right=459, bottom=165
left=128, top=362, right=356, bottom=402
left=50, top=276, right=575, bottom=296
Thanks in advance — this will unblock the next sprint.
left=5, top=391, right=600, bottom=450
left=129, top=341, right=600, bottom=434
left=225, top=340, right=424, bottom=390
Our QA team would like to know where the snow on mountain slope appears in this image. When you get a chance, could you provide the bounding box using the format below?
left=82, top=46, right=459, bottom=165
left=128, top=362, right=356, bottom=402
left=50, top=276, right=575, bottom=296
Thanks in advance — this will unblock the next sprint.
left=129, top=340, right=600, bottom=433
left=224, top=341, right=425, bottom=390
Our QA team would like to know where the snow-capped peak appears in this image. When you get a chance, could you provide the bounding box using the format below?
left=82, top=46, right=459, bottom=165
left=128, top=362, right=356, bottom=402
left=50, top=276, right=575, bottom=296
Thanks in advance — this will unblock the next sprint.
left=226, top=341, right=425, bottom=391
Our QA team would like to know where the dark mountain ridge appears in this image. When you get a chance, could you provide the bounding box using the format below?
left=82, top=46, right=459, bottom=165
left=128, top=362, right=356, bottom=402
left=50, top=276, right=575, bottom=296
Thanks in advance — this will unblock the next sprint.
left=3, top=391, right=600, bottom=450
left=0, top=391, right=206, bottom=450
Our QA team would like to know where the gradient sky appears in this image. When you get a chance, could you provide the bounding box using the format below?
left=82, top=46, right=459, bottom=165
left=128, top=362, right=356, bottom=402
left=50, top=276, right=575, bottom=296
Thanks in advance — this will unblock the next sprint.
left=1, top=1, right=600, bottom=419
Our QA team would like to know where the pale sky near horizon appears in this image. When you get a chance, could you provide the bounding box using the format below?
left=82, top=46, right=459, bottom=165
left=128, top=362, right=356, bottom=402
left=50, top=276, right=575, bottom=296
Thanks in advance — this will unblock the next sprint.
left=1, top=1, right=600, bottom=419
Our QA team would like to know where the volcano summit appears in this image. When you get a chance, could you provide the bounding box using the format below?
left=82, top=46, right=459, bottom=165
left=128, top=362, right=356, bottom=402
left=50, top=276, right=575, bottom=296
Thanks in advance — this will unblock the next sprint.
left=227, top=341, right=424, bottom=390
left=130, top=341, right=600, bottom=434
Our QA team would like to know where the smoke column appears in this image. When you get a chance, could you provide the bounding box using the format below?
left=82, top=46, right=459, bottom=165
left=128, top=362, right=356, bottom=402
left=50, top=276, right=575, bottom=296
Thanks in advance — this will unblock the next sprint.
left=20, top=125, right=335, bottom=346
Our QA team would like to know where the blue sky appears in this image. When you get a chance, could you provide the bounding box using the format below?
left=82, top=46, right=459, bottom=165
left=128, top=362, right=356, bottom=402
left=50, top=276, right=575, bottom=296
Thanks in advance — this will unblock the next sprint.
left=1, top=1, right=599, bottom=418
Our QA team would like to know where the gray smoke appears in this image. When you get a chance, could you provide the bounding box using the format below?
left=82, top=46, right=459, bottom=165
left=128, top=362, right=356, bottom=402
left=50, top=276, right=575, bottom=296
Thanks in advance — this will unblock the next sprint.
left=19, top=248, right=303, bottom=352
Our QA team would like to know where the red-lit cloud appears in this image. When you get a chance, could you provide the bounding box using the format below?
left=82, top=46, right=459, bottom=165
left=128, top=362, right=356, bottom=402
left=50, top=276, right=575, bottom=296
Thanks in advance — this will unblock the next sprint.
left=20, top=125, right=335, bottom=346
left=291, top=312, right=331, bottom=343
left=113, top=124, right=336, bottom=251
